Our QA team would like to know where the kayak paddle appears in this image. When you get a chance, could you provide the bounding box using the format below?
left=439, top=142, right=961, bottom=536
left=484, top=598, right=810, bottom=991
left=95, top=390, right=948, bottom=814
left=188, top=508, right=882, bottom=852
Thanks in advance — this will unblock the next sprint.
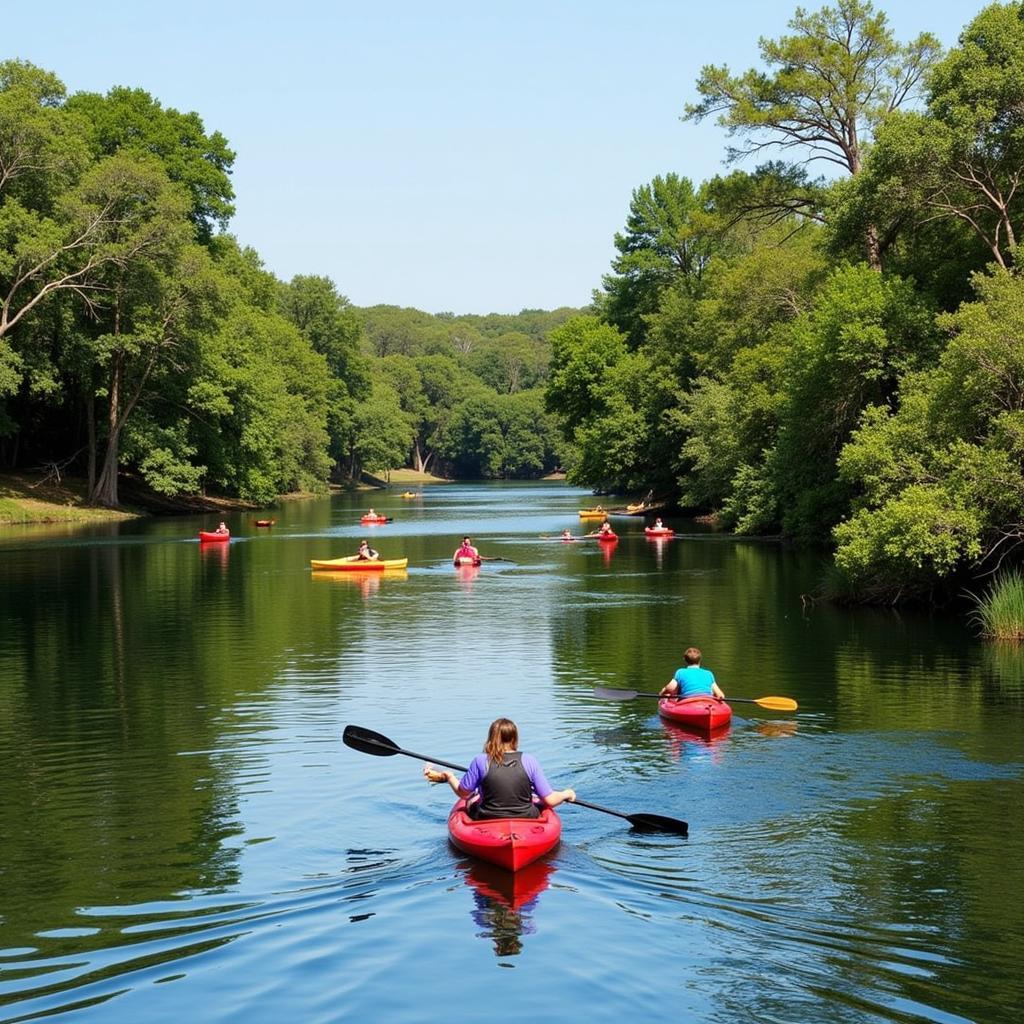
left=593, top=687, right=798, bottom=712
left=342, top=724, right=688, bottom=836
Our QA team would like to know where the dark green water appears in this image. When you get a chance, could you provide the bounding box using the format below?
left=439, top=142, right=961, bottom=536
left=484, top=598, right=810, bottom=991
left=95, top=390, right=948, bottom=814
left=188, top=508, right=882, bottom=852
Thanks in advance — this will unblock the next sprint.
left=1, top=482, right=1022, bottom=1023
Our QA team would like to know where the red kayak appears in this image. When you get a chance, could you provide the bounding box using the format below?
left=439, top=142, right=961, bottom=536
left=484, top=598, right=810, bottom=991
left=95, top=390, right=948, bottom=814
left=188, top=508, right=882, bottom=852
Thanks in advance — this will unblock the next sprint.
left=198, top=531, right=230, bottom=543
left=454, top=556, right=482, bottom=567
left=658, top=696, right=732, bottom=733
left=596, top=532, right=618, bottom=542
left=360, top=515, right=389, bottom=523
left=644, top=527, right=673, bottom=537
left=447, top=799, right=560, bottom=871
left=255, top=519, right=275, bottom=527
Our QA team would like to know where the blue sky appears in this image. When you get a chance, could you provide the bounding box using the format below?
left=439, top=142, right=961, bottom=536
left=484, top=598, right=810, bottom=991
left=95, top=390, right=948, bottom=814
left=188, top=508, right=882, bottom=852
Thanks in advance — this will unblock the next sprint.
left=8, top=1, right=976, bottom=313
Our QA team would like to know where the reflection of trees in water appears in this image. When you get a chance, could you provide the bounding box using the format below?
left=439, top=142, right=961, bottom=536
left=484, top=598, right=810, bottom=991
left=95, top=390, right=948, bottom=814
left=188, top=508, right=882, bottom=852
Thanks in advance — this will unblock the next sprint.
left=460, top=859, right=553, bottom=959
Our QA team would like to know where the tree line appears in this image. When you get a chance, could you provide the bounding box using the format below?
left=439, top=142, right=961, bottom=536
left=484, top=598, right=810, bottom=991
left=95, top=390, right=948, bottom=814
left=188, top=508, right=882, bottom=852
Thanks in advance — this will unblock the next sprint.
left=0, top=60, right=574, bottom=508
left=544, top=0, right=1024, bottom=603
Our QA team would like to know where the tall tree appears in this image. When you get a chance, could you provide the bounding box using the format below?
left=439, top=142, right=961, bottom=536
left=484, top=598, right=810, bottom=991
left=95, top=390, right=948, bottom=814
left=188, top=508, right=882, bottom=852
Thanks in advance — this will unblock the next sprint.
left=600, top=174, right=719, bottom=346
left=84, top=157, right=216, bottom=506
left=683, top=0, right=940, bottom=267
left=853, top=3, right=1024, bottom=271
left=65, top=86, right=234, bottom=241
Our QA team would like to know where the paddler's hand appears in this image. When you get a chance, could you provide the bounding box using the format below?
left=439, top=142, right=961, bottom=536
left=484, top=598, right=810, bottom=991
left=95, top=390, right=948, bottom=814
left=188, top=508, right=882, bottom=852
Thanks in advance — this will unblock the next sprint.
left=563, top=788, right=576, bottom=802
left=423, top=765, right=450, bottom=785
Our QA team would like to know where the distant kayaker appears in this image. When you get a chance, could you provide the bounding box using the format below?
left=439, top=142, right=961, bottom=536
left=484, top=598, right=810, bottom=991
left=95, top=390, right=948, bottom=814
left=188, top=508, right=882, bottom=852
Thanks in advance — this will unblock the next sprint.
left=589, top=521, right=615, bottom=537
left=366, top=507, right=377, bottom=517
left=659, top=646, right=725, bottom=700
left=214, top=521, right=229, bottom=535
left=453, top=536, right=480, bottom=565
left=356, top=540, right=379, bottom=561
left=561, top=529, right=574, bottom=540
left=653, top=518, right=665, bottom=529
left=423, top=718, right=576, bottom=820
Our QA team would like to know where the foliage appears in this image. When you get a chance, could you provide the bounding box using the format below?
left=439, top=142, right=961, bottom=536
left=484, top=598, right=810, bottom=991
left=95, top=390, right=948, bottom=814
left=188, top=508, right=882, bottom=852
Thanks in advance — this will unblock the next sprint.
left=545, top=315, right=628, bottom=434
left=64, top=85, right=235, bottom=240
left=599, top=174, right=720, bottom=346
left=437, top=389, right=558, bottom=478
left=684, top=0, right=941, bottom=264
left=833, top=266, right=1024, bottom=597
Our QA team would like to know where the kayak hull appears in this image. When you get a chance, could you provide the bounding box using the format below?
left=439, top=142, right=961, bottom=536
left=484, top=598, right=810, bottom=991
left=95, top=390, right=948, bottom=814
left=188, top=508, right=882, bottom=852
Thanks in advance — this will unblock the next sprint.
left=578, top=510, right=607, bottom=520
left=658, top=696, right=732, bottom=733
left=309, top=556, right=408, bottom=571
left=360, top=516, right=389, bottom=524
left=454, top=556, right=482, bottom=567
left=447, top=799, right=560, bottom=871
left=255, top=519, right=275, bottom=527
left=644, top=527, right=673, bottom=536
left=596, top=532, right=618, bottom=542
left=198, top=531, right=230, bottom=542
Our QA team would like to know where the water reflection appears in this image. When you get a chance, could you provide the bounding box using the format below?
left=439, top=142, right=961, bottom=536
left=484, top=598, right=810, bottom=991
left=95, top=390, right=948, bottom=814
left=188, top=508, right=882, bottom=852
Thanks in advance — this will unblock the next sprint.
left=755, top=720, right=798, bottom=739
left=660, top=721, right=731, bottom=764
left=600, top=538, right=618, bottom=566
left=455, top=563, right=480, bottom=589
left=310, top=570, right=409, bottom=599
left=647, top=534, right=669, bottom=569
left=460, top=858, right=554, bottom=959
left=198, top=539, right=230, bottom=570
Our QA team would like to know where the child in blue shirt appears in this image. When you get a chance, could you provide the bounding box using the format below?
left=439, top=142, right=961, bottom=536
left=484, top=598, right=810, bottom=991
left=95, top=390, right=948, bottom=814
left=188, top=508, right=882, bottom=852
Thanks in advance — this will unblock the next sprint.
left=659, top=646, right=725, bottom=700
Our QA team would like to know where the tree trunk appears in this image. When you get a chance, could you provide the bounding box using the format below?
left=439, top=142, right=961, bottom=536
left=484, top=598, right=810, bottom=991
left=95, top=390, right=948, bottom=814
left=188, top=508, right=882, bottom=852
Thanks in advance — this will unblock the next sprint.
left=86, top=390, right=96, bottom=495
left=866, top=222, right=883, bottom=271
left=91, top=354, right=122, bottom=507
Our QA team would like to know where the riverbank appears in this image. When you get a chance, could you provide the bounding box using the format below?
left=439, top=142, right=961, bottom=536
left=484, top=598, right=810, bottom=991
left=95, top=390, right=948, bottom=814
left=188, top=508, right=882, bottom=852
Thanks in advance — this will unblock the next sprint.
left=0, top=472, right=276, bottom=526
left=0, top=473, right=140, bottom=525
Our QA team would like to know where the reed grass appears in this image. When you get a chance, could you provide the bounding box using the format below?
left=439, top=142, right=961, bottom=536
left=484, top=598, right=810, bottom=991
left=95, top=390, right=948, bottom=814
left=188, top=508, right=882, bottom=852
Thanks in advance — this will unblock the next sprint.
left=970, top=570, right=1024, bottom=641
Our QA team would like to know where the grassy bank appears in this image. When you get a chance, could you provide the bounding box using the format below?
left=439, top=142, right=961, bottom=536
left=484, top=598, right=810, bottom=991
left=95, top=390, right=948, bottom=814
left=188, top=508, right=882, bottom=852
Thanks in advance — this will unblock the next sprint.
left=0, top=473, right=140, bottom=525
left=377, top=468, right=451, bottom=485
left=0, top=472, right=267, bottom=526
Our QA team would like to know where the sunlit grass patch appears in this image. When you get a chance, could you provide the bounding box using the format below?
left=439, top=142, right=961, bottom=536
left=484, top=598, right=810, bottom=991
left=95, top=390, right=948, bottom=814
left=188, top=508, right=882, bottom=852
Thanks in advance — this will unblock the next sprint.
left=970, top=570, right=1024, bottom=641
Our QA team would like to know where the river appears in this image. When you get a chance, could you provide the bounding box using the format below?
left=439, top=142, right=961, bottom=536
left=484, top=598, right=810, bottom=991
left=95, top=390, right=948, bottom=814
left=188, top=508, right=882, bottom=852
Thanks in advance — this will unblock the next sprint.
left=1, top=482, right=1021, bottom=1023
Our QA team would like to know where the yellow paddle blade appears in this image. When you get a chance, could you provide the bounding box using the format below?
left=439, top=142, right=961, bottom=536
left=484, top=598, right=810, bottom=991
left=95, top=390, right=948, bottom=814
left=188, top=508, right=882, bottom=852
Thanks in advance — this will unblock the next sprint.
left=754, top=696, right=798, bottom=711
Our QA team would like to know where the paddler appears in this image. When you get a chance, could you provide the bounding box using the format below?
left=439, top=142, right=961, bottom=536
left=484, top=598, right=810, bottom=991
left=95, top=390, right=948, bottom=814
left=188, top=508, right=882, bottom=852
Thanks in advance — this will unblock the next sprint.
left=453, top=536, right=480, bottom=566
left=659, top=646, right=725, bottom=700
left=355, top=540, right=379, bottom=561
left=423, top=718, right=576, bottom=820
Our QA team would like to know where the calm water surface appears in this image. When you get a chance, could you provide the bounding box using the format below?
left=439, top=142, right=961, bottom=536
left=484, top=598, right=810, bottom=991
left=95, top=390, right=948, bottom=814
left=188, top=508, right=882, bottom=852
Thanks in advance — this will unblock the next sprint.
left=1, top=483, right=1022, bottom=1023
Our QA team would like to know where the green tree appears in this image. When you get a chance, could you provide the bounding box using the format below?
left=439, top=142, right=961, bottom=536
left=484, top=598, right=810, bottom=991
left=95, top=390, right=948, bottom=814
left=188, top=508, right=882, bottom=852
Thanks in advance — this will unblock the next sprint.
left=278, top=274, right=369, bottom=478
left=849, top=3, right=1024, bottom=273
left=684, top=0, right=940, bottom=266
left=65, top=85, right=235, bottom=241
left=439, top=389, right=557, bottom=478
left=834, top=266, right=1024, bottom=598
left=348, top=374, right=413, bottom=478
left=769, top=263, right=938, bottom=540
left=600, top=174, right=719, bottom=346
left=545, top=315, right=628, bottom=434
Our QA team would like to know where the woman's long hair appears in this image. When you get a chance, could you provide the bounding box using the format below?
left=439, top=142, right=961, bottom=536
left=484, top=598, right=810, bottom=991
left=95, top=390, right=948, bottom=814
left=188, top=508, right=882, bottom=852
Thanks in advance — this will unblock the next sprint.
left=483, top=718, right=518, bottom=764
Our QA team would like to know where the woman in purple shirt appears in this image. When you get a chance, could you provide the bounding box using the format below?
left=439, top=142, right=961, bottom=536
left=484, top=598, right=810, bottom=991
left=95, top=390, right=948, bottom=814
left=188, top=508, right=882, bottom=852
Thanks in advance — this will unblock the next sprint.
left=423, top=718, right=576, bottom=820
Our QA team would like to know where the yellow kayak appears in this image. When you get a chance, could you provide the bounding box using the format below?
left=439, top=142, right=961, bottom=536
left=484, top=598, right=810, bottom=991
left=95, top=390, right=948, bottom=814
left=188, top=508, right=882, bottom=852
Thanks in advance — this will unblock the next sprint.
left=578, top=509, right=608, bottom=520
left=309, top=556, right=409, bottom=571
left=400, top=492, right=420, bottom=498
